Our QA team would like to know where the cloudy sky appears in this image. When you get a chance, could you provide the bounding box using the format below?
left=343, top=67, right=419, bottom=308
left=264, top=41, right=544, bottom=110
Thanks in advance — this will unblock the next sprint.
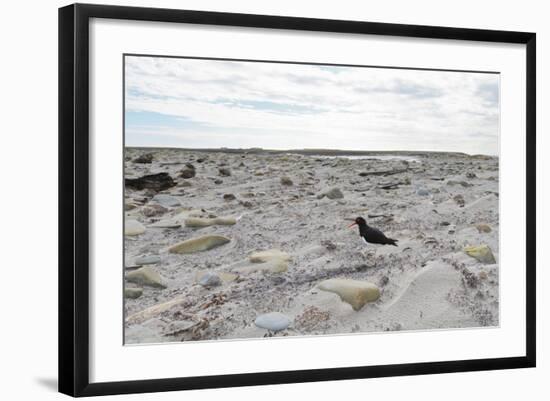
left=125, top=56, right=499, bottom=155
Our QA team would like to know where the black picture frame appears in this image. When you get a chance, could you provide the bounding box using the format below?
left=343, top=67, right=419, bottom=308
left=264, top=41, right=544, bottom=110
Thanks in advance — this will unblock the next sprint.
left=59, top=3, right=536, bottom=397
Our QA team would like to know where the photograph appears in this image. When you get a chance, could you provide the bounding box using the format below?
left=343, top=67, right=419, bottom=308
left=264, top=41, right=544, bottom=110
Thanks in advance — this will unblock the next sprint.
left=123, top=54, right=500, bottom=344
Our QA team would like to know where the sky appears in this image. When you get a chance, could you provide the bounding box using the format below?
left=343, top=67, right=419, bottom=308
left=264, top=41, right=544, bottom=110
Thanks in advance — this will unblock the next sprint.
left=125, top=56, right=500, bottom=155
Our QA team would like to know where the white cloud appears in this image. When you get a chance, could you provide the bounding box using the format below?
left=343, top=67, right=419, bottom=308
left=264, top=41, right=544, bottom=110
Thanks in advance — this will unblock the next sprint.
left=125, top=56, right=499, bottom=155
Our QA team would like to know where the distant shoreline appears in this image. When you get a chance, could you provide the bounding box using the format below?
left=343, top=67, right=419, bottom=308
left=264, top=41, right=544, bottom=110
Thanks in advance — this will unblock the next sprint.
left=124, top=146, right=496, bottom=158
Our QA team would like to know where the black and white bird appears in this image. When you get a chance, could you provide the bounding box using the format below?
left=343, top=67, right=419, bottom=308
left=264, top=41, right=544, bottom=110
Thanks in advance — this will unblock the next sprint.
left=348, top=217, right=398, bottom=246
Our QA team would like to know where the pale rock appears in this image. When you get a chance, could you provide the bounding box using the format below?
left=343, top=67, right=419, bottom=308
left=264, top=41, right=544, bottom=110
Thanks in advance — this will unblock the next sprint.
left=234, top=259, right=288, bottom=274
left=317, top=187, right=344, bottom=200
left=318, top=279, right=380, bottom=311
left=124, top=287, right=143, bottom=299
left=254, top=312, right=291, bottom=332
left=184, top=217, right=237, bottom=227
left=464, top=245, right=496, bottom=264
left=125, top=219, right=146, bottom=236
left=151, top=194, right=181, bottom=207
left=126, top=266, right=167, bottom=288
left=196, top=271, right=222, bottom=287
left=168, top=235, right=230, bottom=254
left=249, top=249, right=291, bottom=263
left=135, top=255, right=161, bottom=265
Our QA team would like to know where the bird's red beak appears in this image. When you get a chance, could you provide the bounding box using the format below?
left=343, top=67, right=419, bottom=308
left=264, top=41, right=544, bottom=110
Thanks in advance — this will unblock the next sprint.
left=348, top=222, right=357, bottom=228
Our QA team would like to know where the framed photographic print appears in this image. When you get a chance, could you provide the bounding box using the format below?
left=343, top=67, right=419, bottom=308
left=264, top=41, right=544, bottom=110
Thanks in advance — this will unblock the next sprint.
left=58, top=3, right=536, bottom=397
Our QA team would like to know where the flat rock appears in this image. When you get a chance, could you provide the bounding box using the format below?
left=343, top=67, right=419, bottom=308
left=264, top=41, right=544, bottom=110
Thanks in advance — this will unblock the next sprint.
left=464, top=245, right=496, bottom=264
left=125, top=172, right=175, bottom=191
left=125, top=219, right=146, bottom=236
left=234, top=259, right=288, bottom=274
left=126, top=266, right=167, bottom=288
left=249, top=249, right=291, bottom=263
left=254, top=312, right=291, bottom=332
left=416, top=188, right=430, bottom=196
left=318, top=279, right=380, bottom=311
left=168, top=235, right=231, bottom=254
left=148, top=220, right=182, bottom=229
left=185, top=217, right=237, bottom=227
left=317, top=187, right=344, bottom=200
left=124, top=287, right=143, bottom=299
left=135, top=255, right=161, bottom=265
left=151, top=194, right=181, bottom=207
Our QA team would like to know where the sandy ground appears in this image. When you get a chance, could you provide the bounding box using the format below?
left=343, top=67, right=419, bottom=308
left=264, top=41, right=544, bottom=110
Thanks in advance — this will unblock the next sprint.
left=123, top=148, right=499, bottom=344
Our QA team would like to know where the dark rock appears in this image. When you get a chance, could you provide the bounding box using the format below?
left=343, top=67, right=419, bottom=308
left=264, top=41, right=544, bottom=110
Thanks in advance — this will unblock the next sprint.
left=125, top=173, right=175, bottom=191
left=223, top=194, right=236, bottom=201
left=179, top=168, right=196, bottom=179
left=214, top=179, right=223, bottom=185
left=219, top=168, right=231, bottom=177
left=133, top=153, right=154, bottom=164
left=280, top=176, right=293, bottom=186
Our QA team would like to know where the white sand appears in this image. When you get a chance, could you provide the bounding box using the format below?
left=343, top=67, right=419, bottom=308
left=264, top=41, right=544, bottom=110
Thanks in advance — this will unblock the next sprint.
left=123, top=148, right=499, bottom=343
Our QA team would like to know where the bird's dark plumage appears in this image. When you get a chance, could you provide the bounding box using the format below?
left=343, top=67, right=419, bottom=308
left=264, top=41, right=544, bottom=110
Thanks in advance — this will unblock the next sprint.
left=349, top=217, right=398, bottom=246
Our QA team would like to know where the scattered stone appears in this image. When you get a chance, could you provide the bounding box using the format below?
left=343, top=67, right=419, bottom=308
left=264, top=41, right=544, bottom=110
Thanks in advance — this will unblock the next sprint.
left=133, top=153, right=154, bottom=164
left=317, top=187, right=344, bottom=200
left=124, top=287, right=143, bottom=299
left=219, top=168, right=231, bottom=177
left=197, top=271, right=222, bottom=287
left=280, top=176, right=293, bottom=186
left=126, top=266, right=167, bottom=288
left=453, top=194, right=465, bottom=207
left=178, top=164, right=197, bottom=179
left=378, top=275, right=390, bottom=287
left=249, top=249, right=291, bottom=263
left=125, top=173, right=175, bottom=191
left=168, top=235, right=231, bottom=254
left=185, top=217, right=237, bottom=227
left=464, top=245, right=496, bottom=264
left=223, top=193, right=236, bottom=201
left=240, top=200, right=253, bottom=208
left=478, top=271, right=489, bottom=280
left=476, top=224, right=492, bottom=233
left=447, top=180, right=473, bottom=188
left=141, top=203, right=168, bottom=217
left=440, top=221, right=451, bottom=226
left=214, top=179, right=223, bottom=185
left=125, top=219, right=146, bottom=236
left=318, top=279, right=380, bottom=311
left=466, top=172, right=477, bottom=179
left=254, top=312, right=291, bottom=332
left=135, top=255, right=161, bottom=265
left=151, top=194, right=181, bottom=208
